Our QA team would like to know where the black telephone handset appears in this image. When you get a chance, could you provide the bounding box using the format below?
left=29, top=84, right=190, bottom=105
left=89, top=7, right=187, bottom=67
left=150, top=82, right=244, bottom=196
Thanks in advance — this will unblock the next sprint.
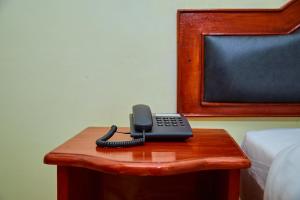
left=96, top=104, right=192, bottom=148
left=132, top=104, right=153, bottom=132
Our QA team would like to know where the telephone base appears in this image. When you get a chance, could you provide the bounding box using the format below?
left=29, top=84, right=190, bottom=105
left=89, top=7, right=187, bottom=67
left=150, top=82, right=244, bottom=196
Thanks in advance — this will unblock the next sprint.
left=129, top=114, right=192, bottom=141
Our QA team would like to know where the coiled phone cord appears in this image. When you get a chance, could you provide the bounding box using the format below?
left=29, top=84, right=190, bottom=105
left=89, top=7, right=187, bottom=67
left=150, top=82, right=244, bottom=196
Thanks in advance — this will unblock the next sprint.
left=96, top=125, right=145, bottom=147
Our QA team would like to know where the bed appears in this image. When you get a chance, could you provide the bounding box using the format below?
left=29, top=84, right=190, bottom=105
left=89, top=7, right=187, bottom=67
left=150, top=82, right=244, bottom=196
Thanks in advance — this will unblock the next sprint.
left=177, top=0, right=300, bottom=199
left=241, top=128, right=300, bottom=200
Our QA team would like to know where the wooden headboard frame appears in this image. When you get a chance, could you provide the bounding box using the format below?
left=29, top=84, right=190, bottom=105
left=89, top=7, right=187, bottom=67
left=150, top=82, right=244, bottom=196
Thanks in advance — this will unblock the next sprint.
left=177, top=0, right=300, bottom=117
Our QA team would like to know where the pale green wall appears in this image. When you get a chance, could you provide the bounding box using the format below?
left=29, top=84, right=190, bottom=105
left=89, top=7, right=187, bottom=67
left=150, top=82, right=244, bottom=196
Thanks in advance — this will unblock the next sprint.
left=0, top=0, right=299, bottom=199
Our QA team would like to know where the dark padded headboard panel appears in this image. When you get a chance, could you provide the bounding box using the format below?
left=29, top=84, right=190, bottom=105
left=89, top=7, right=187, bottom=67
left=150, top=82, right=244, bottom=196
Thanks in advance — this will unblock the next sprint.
left=204, top=29, right=300, bottom=103
left=177, top=0, right=300, bottom=116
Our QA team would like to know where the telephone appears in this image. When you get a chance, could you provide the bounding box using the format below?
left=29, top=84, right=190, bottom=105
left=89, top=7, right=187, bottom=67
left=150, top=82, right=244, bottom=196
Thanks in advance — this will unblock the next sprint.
left=96, top=104, right=192, bottom=147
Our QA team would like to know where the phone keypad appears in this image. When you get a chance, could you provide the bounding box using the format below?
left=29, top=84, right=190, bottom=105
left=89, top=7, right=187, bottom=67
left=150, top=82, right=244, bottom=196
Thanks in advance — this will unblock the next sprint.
left=155, top=117, right=185, bottom=127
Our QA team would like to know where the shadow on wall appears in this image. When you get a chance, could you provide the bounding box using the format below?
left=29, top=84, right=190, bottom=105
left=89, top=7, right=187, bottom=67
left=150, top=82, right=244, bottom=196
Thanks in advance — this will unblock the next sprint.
left=0, top=0, right=8, bottom=8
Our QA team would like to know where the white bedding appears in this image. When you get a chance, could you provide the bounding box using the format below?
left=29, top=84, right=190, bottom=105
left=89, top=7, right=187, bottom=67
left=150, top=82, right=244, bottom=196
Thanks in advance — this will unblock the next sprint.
left=264, top=144, right=300, bottom=200
left=241, top=128, right=300, bottom=190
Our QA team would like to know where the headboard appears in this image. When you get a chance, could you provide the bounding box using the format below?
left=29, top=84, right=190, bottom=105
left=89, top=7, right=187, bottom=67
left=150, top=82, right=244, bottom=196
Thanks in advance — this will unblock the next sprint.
left=177, top=0, right=300, bottom=117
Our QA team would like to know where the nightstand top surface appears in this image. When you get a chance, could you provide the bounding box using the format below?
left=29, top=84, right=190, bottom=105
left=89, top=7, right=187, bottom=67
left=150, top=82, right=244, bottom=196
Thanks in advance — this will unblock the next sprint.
left=44, top=127, right=250, bottom=176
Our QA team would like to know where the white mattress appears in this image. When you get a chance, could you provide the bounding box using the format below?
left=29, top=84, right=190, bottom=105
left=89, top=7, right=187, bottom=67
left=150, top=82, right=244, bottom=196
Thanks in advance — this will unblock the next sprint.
left=264, top=144, right=300, bottom=200
left=241, top=128, right=300, bottom=190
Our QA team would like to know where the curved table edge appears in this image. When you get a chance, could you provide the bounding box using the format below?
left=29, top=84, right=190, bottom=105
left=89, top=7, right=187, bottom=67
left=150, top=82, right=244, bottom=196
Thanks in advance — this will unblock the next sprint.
left=44, top=152, right=251, bottom=176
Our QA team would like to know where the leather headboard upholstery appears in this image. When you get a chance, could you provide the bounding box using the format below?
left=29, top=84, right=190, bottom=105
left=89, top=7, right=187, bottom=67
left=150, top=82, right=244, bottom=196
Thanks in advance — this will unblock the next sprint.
left=177, top=0, right=300, bottom=116
left=204, top=29, right=300, bottom=103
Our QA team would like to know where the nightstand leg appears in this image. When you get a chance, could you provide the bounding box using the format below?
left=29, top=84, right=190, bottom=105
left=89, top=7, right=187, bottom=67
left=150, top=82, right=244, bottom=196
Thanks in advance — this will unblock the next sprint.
left=227, top=170, right=240, bottom=200
left=57, top=166, right=103, bottom=200
left=57, top=166, right=70, bottom=200
left=213, top=169, right=240, bottom=200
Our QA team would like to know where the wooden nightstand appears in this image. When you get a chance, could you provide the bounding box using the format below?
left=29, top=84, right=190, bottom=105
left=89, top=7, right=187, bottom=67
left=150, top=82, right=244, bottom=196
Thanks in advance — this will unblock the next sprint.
left=44, top=127, right=250, bottom=200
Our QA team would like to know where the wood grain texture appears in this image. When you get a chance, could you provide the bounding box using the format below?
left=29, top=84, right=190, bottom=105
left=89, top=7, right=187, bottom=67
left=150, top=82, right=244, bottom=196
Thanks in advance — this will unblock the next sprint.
left=45, top=127, right=249, bottom=200
left=177, top=0, right=300, bottom=116
left=56, top=166, right=240, bottom=200
left=44, top=127, right=250, bottom=176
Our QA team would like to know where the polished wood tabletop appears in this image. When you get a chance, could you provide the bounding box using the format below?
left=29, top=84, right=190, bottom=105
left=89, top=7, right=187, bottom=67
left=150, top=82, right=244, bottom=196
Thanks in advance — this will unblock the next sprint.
left=44, top=127, right=250, bottom=176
